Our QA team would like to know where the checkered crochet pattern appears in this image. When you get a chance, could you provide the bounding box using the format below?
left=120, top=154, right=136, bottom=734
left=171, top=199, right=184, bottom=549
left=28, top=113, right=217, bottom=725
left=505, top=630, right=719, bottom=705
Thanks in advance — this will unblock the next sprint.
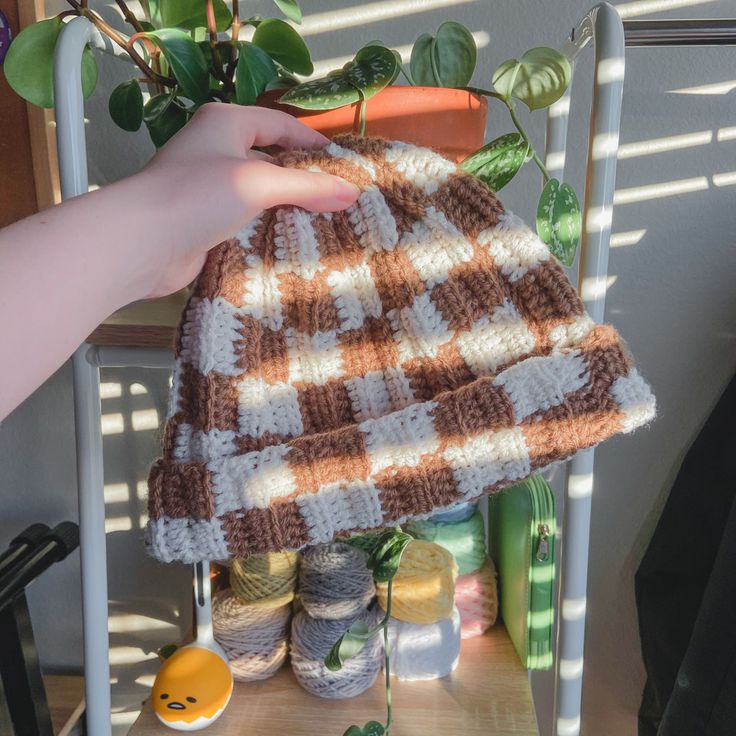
left=147, top=135, right=655, bottom=563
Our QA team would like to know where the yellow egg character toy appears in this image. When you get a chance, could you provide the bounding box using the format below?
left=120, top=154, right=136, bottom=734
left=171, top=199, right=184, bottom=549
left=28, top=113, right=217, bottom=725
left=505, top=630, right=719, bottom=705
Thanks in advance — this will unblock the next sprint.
left=152, top=562, right=233, bottom=731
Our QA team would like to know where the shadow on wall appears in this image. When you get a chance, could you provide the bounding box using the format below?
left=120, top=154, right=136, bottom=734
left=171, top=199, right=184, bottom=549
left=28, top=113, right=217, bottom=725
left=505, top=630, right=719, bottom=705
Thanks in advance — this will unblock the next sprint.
left=98, top=369, right=192, bottom=731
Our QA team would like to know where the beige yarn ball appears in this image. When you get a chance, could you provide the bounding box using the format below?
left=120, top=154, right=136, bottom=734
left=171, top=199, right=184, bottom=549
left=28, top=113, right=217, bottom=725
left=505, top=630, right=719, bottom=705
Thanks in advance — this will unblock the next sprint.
left=376, top=540, right=458, bottom=625
left=230, top=551, right=299, bottom=608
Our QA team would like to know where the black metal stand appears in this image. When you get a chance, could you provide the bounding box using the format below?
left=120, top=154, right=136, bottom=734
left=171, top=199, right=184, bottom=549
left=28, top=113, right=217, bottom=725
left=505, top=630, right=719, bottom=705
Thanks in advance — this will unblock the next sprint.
left=0, top=522, right=80, bottom=736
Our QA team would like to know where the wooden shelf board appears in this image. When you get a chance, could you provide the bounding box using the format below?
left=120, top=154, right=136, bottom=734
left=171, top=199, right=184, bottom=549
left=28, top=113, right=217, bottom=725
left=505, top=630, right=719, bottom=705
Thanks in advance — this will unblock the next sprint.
left=43, top=674, right=85, bottom=736
left=87, top=291, right=187, bottom=348
left=128, top=625, right=537, bottom=735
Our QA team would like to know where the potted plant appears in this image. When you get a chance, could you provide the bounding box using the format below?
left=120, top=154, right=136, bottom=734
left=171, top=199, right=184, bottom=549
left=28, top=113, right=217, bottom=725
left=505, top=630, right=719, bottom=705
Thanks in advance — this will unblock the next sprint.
left=5, top=1, right=581, bottom=264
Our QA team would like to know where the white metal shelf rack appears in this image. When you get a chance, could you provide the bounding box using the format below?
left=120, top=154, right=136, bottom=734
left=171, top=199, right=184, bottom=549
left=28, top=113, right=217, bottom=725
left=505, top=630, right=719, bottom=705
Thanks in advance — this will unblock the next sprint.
left=50, top=4, right=736, bottom=734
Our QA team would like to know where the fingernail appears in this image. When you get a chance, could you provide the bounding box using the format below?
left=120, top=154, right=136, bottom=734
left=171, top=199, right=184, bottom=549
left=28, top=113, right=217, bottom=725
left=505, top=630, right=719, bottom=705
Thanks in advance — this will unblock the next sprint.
left=333, top=176, right=361, bottom=202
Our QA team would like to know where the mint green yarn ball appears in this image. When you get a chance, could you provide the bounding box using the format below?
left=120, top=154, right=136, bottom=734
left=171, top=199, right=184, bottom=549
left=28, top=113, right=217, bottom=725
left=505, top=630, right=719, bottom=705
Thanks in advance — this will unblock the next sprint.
left=407, top=511, right=486, bottom=576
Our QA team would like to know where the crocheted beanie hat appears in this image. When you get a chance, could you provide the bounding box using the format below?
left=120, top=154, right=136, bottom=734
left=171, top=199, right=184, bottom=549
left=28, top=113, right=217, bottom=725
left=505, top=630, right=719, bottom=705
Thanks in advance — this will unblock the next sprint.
left=147, top=135, right=655, bottom=563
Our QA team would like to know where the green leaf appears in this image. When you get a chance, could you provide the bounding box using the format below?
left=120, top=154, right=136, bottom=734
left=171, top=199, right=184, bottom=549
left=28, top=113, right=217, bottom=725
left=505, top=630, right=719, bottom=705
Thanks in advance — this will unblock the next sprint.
left=410, top=23, right=476, bottom=88
left=144, top=92, right=189, bottom=147
left=343, top=532, right=383, bottom=556
left=324, top=620, right=375, bottom=671
left=460, top=133, right=529, bottom=191
left=344, top=45, right=398, bottom=100
left=536, top=179, right=581, bottom=267
left=433, top=21, right=476, bottom=87
left=235, top=42, right=278, bottom=105
left=280, top=75, right=359, bottom=110
left=252, top=18, right=313, bottom=75
left=5, top=18, right=96, bottom=108
left=139, top=29, right=209, bottom=104
left=362, top=723, right=385, bottom=736
left=410, top=33, right=437, bottom=87
left=141, top=0, right=162, bottom=27
left=279, top=44, right=396, bottom=111
left=108, top=79, right=144, bottom=132
left=492, top=47, right=571, bottom=111
left=342, top=722, right=385, bottom=736
left=265, top=75, right=299, bottom=91
left=368, top=530, right=413, bottom=583
left=273, top=0, right=302, bottom=23
left=160, top=0, right=232, bottom=32
left=82, top=47, right=98, bottom=100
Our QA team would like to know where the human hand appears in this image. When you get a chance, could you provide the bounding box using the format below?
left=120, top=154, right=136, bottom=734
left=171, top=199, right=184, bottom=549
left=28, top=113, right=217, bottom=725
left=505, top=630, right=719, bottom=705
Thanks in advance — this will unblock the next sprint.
left=131, top=104, right=361, bottom=298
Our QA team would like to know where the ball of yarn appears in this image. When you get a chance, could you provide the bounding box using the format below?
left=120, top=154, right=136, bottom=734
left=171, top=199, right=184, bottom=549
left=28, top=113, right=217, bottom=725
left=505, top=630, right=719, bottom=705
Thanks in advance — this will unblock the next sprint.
left=230, top=551, right=299, bottom=608
left=430, top=501, right=478, bottom=524
left=376, top=540, right=457, bottom=625
left=212, top=589, right=290, bottom=682
left=407, top=509, right=486, bottom=576
left=291, top=606, right=382, bottom=698
left=298, top=542, right=375, bottom=620
left=454, top=556, right=498, bottom=639
left=387, top=606, right=461, bottom=681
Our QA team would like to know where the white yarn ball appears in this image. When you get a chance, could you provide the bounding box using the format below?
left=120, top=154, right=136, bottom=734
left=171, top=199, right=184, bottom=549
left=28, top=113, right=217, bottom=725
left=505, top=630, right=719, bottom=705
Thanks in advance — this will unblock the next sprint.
left=387, top=606, right=461, bottom=681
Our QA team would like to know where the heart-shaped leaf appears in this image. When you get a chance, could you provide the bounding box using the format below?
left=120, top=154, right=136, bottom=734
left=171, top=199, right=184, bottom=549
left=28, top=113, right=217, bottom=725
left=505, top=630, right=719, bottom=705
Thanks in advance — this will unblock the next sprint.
left=235, top=42, right=278, bottom=105
left=109, top=79, right=144, bottom=132
left=343, top=532, right=383, bottom=556
left=280, top=44, right=396, bottom=110
left=280, top=75, right=360, bottom=110
left=368, top=530, right=413, bottom=583
left=160, top=0, right=232, bottom=31
left=252, top=18, right=313, bottom=75
left=138, top=29, right=209, bottom=104
left=536, top=178, right=581, bottom=266
left=4, top=17, right=97, bottom=108
left=324, top=620, right=374, bottom=671
left=144, top=92, right=189, bottom=147
left=345, top=45, right=398, bottom=100
left=460, top=133, right=529, bottom=191
left=433, top=21, right=476, bottom=88
left=409, top=33, right=437, bottom=86
left=410, top=22, right=476, bottom=88
left=361, top=722, right=385, bottom=736
left=492, top=47, right=571, bottom=111
left=342, top=722, right=385, bottom=736
left=273, top=0, right=302, bottom=23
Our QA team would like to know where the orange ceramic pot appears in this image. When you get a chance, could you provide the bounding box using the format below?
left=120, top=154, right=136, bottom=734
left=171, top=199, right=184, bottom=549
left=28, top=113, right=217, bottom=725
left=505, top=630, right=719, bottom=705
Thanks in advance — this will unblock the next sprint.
left=257, top=86, right=488, bottom=162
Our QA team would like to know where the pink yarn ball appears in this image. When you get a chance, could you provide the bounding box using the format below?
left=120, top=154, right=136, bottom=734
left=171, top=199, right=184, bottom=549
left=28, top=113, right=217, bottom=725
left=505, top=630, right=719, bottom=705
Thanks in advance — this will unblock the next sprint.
left=454, top=557, right=498, bottom=639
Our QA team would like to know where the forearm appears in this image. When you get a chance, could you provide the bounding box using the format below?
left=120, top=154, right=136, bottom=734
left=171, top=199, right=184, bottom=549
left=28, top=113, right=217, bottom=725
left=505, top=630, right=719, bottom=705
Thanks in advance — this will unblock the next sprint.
left=0, top=171, right=192, bottom=420
left=0, top=106, right=359, bottom=421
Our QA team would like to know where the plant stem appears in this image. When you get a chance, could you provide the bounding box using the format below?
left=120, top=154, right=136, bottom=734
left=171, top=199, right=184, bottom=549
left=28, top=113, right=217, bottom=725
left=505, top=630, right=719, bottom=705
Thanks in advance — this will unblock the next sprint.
left=358, top=95, right=367, bottom=137
left=506, top=103, right=551, bottom=183
left=231, top=0, right=241, bottom=43
left=114, top=0, right=144, bottom=33
left=206, top=0, right=226, bottom=82
left=462, top=85, right=553, bottom=183
left=383, top=579, right=393, bottom=735
left=398, top=63, right=414, bottom=86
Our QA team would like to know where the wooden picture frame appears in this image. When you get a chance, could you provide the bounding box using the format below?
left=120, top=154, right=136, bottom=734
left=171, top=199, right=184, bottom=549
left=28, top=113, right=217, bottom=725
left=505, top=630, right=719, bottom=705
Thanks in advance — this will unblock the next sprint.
left=0, top=0, right=59, bottom=227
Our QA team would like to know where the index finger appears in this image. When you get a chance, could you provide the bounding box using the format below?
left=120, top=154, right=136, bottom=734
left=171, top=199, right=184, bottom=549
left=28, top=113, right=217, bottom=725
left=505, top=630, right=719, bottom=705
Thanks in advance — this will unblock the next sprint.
left=201, top=103, right=330, bottom=153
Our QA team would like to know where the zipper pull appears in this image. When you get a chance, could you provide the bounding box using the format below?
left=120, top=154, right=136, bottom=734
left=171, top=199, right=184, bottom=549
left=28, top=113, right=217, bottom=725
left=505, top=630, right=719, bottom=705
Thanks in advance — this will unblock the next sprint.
left=536, top=523, right=550, bottom=562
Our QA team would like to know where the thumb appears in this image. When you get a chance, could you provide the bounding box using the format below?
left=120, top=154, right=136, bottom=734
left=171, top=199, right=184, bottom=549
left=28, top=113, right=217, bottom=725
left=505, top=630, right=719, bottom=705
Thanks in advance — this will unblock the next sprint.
left=245, top=161, right=361, bottom=213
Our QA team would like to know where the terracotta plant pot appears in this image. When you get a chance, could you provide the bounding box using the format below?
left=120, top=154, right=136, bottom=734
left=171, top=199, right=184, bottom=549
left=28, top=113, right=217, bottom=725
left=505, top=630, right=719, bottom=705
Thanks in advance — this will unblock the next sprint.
left=258, top=86, right=488, bottom=162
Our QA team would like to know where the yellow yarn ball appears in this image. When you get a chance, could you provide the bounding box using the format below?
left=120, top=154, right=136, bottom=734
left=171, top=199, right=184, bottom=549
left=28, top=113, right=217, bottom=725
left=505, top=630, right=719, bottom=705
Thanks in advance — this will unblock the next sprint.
left=376, top=540, right=458, bottom=625
left=230, top=551, right=299, bottom=608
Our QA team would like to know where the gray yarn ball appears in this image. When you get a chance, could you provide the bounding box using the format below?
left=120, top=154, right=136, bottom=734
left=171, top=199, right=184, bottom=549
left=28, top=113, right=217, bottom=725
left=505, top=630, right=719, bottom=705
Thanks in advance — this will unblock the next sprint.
left=291, top=606, right=382, bottom=699
left=298, top=542, right=375, bottom=620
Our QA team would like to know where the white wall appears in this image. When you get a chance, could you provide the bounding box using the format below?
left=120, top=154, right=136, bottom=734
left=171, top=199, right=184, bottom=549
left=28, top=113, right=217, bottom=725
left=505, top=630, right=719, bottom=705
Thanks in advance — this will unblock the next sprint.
left=1, top=1, right=735, bottom=733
